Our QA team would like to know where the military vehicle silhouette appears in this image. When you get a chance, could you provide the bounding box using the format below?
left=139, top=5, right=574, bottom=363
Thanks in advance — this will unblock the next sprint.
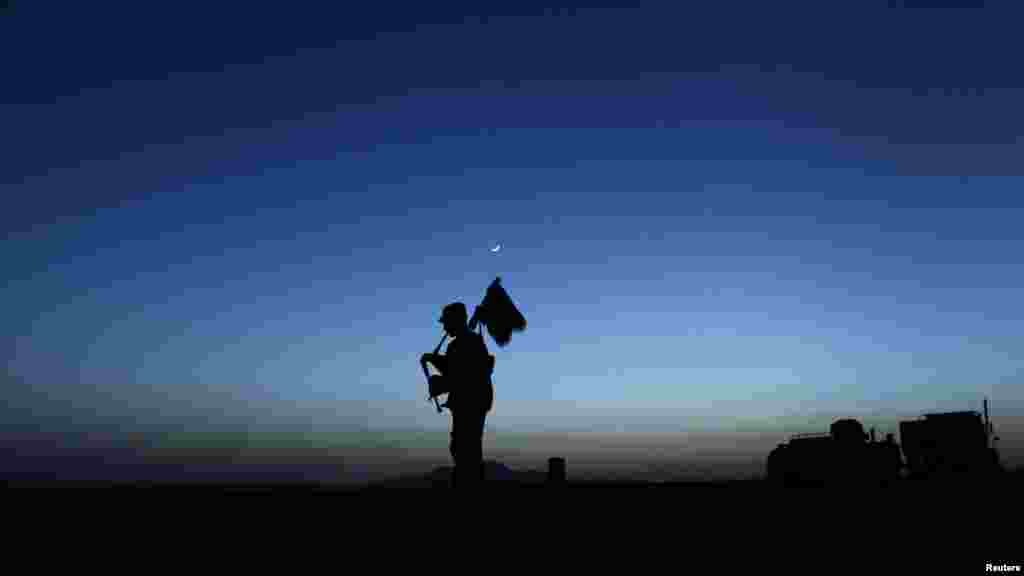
left=766, top=399, right=1002, bottom=487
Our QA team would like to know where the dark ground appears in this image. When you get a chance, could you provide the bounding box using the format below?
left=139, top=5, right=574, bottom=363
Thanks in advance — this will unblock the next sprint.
left=5, top=467, right=1019, bottom=492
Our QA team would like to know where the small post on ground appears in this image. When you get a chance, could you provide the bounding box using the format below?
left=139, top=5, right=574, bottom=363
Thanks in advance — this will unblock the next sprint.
left=548, top=457, right=566, bottom=485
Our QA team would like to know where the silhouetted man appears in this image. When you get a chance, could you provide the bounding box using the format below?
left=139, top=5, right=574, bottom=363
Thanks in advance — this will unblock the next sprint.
left=422, top=302, right=494, bottom=487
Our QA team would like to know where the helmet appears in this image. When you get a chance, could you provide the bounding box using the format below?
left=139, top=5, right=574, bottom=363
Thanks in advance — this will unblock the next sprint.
left=439, top=302, right=468, bottom=325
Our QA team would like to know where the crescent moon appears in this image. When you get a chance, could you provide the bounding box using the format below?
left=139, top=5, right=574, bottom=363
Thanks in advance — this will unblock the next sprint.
left=491, top=243, right=502, bottom=253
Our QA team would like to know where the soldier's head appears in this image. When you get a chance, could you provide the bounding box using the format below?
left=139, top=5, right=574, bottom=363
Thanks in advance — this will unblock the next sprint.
left=439, top=302, right=469, bottom=337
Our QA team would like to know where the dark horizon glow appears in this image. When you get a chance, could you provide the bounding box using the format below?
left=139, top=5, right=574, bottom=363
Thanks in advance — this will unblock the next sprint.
left=4, top=2, right=1023, bottom=483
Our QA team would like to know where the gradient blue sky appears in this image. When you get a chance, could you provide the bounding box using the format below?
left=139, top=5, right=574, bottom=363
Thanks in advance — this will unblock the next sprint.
left=4, top=1, right=1023, bottom=481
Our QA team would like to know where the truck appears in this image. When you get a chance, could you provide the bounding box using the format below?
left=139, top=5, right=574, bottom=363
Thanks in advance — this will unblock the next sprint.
left=766, top=419, right=902, bottom=487
left=766, top=398, right=1002, bottom=487
left=898, top=398, right=1002, bottom=482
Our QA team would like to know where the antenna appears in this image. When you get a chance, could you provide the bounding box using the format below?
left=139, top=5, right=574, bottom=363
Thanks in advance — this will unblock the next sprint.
left=984, top=396, right=992, bottom=441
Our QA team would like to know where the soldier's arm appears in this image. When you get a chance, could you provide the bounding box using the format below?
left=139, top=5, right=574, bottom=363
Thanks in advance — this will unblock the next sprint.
left=433, top=354, right=449, bottom=374
left=422, top=352, right=449, bottom=374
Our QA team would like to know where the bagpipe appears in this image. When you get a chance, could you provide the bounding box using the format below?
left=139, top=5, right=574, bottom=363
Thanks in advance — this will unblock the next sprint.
left=421, top=276, right=526, bottom=413
left=421, top=331, right=450, bottom=413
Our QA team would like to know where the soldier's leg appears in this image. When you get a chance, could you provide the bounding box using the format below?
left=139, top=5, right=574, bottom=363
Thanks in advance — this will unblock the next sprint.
left=451, top=410, right=477, bottom=488
left=453, top=410, right=485, bottom=487
left=449, top=411, right=459, bottom=487
left=466, top=409, right=486, bottom=483
left=449, top=416, right=457, bottom=462
left=479, top=410, right=489, bottom=481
